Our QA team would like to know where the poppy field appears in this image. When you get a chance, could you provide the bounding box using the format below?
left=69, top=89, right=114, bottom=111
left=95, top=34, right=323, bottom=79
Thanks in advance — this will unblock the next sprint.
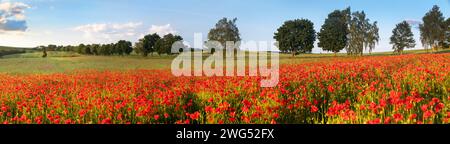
left=0, top=53, right=449, bottom=124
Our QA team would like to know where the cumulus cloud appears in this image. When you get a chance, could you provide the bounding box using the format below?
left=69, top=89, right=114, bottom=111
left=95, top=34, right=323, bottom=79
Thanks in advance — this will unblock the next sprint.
left=0, top=2, right=30, bottom=32
left=148, top=24, right=177, bottom=36
left=73, top=22, right=143, bottom=42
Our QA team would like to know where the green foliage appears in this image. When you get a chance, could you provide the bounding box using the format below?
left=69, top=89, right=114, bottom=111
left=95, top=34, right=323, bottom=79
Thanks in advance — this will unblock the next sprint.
left=134, top=39, right=144, bottom=55
left=365, top=21, right=379, bottom=54
left=419, top=5, right=445, bottom=50
left=390, top=21, right=416, bottom=54
left=347, top=11, right=379, bottom=55
left=136, top=33, right=161, bottom=57
left=155, top=34, right=183, bottom=55
left=207, top=17, right=241, bottom=49
left=116, top=40, right=133, bottom=55
left=40, top=40, right=134, bottom=56
left=444, top=18, right=450, bottom=49
left=0, top=46, right=28, bottom=57
left=91, top=44, right=100, bottom=55
left=42, top=47, right=47, bottom=58
left=274, top=19, right=316, bottom=56
left=84, top=45, right=92, bottom=55
left=318, top=9, right=349, bottom=54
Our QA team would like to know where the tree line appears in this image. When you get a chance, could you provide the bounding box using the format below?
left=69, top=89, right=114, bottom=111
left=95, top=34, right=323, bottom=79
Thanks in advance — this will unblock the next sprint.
left=40, top=40, right=133, bottom=56
left=40, top=33, right=184, bottom=57
left=40, top=5, right=449, bottom=57
left=274, top=7, right=380, bottom=56
left=274, top=5, right=449, bottom=56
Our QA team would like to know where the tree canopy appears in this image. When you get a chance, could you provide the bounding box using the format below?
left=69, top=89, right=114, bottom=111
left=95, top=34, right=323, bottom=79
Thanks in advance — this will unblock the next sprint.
left=136, top=33, right=160, bottom=56
left=443, top=18, right=450, bottom=48
left=207, top=17, right=241, bottom=51
left=155, top=33, right=183, bottom=55
left=419, top=5, right=445, bottom=52
left=390, top=21, right=416, bottom=54
left=274, top=19, right=316, bottom=56
left=347, top=11, right=379, bottom=55
left=116, top=40, right=133, bottom=55
left=318, top=8, right=350, bottom=55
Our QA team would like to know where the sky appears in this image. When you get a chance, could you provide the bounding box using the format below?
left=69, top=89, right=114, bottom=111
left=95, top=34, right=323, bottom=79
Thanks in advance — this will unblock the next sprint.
left=0, top=0, right=449, bottom=53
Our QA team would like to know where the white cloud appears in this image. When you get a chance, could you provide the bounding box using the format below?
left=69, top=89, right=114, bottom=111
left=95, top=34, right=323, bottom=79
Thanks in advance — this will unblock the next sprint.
left=405, top=19, right=422, bottom=29
left=73, top=23, right=107, bottom=33
left=148, top=24, right=177, bottom=36
left=43, top=30, right=53, bottom=35
left=72, top=22, right=143, bottom=43
left=0, top=2, right=30, bottom=32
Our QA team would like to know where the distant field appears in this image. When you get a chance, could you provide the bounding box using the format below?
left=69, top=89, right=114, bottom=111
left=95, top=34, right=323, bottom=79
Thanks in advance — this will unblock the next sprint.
left=0, top=46, right=36, bottom=57
left=0, top=46, right=32, bottom=50
left=2, top=51, right=81, bottom=58
left=0, top=48, right=449, bottom=74
left=0, top=51, right=349, bottom=74
left=0, top=53, right=175, bottom=74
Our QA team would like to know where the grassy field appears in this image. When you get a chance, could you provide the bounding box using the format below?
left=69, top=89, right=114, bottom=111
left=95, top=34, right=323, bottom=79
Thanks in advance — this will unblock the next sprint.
left=0, top=52, right=350, bottom=74
left=0, top=48, right=449, bottom=74
left=0, top=46, right=36, bottom=57
left=0, top=52, right=175, bottom=74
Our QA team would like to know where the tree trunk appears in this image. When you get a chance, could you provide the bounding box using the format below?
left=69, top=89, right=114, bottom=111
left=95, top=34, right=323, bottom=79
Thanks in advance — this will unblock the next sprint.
left=334, top=52, right=337, bottom=57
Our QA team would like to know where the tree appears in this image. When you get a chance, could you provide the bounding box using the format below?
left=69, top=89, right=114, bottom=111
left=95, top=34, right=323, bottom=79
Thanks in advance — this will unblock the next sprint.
left=108, top=43, right=115, bottom=55
left=155, top=34, right=183, bottom=55
left=144, top=33, right=160, bottom=56
left=42, top=46, right=47, bottom=58
left=390, top=21, right=416, bottom=55
left=134, top=39, right=144, bottom=55
left=47, top=44, right=57, bottom=51
left=274, top=19, right=316, bottom=56
left=125, top=42, right=133, bottom=55
left=365, top=21, right=379, bottom=54
left=77, top=44, right=85, bottom=54
left=207, top=17, right=241, bottom=52
left=57, top=45, right=63, bottom=51
left=91, top=44, right=100, bottom=55
left=105, top=44, right=113, bottom=55
left=444, top=18, right=450, bottom=49
left=154, top=39, right=164, bottom=56
left=135, top=33, right=161, bottom=57
left=84, top=44, right=92, bottom=55
left=116, top=40, right=132, bottom=55
left=113, top=43, right=123, bottom=55
left=347, top=11, right=378, bottom=55
left=318, top=9, right=349, bottom=55
left=419, top=5, right=445, bottom=52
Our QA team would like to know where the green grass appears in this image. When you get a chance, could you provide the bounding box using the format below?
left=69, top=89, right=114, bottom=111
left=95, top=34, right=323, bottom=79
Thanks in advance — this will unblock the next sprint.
left=0, top=54, right=174, bottom=74
left=2, top=51, right=81, bottom=58
left=0, top=46, right=36, bottom=57
left=369, top=48, right=450, bottom=55
left=0, top=48, right=449, bottom=74
left=0, top=46, right=33, bottom=50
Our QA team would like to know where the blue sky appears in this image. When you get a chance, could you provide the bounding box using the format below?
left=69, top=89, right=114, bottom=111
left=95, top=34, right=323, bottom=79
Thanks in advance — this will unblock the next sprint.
left=0, top=0, right=449, bottom=53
